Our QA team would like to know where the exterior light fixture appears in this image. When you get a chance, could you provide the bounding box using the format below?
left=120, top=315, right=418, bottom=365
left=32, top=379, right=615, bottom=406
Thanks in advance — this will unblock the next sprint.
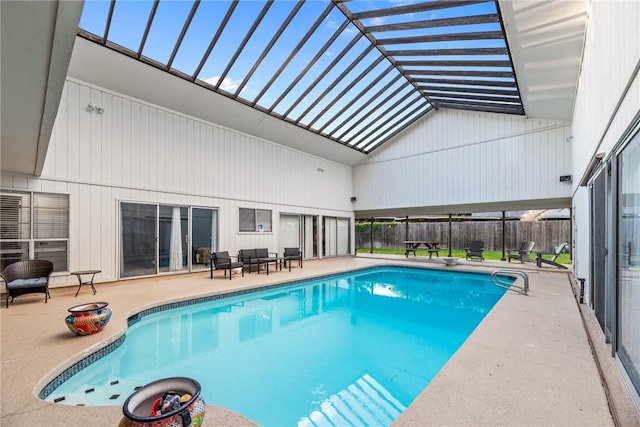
left=87, top=103, right=104, bottom=114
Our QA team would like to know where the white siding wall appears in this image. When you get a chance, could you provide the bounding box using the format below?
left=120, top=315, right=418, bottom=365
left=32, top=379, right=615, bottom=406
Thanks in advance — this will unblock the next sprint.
left=353, top=109, right=572, bottom=211
left=1, top=79, right=354, bottom=286
left=571, top=1, right=640, bottom=287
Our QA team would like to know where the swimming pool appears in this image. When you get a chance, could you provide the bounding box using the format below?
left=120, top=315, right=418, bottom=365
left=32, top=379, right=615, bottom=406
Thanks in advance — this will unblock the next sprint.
left=43, top=266, right=509, bottom=426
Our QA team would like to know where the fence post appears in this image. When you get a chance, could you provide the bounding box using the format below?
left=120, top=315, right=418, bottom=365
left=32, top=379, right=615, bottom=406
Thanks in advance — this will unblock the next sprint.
left=448, top=214, right=452, bottom=257
left=501, top=211, right=507, bottom=261
left=370, top=219, right=374, bottom=254
left=405, top=216, right=409, bottom=244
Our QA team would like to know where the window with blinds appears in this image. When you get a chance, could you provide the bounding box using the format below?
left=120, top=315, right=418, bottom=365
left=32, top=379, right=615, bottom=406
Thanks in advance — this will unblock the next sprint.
left=239, top=208, right=272, bottom=232
left=34, top=193, right=69, bottom=239
left=0, top=192, right=30, bottom=240
left=0, top=190, right=69, bottom=272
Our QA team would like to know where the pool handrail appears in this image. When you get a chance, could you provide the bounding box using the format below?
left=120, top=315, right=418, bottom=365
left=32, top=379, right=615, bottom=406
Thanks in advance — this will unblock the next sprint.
left=490, top=269, right=529, bottom=295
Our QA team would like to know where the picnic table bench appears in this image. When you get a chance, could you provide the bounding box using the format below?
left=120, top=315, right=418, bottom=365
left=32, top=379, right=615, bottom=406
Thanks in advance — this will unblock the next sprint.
left=403, top=241, right=442, bottom=259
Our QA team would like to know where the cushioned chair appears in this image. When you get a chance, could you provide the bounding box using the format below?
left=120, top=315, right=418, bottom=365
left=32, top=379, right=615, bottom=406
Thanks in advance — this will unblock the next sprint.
left=535, top=242, right=568, bottom=269
left=283, top=247, right=303, bottom=271
left=507, top=241, right=536, bottom=263
left=211, top=251, right=244, bottom=280
left=0, top=260, right=53, bottom=308
left=464, top=240, right=485, bottom=261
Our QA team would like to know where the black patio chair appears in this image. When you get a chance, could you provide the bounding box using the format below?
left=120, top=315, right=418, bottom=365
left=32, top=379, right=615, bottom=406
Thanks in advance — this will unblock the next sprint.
left=283, top=247, right=303, bottom=271
left=464, top=240, right=485, bottom=261
left=211, top=251, right=244, bottom=280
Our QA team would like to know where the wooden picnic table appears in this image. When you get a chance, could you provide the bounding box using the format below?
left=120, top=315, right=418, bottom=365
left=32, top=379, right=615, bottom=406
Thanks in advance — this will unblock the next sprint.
left=403, top=241, right=442, bottom=259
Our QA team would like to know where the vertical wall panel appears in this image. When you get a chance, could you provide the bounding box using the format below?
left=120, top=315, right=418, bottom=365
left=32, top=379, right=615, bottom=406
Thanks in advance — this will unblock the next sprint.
left=78, top=85, right=91, bottom=181
left=66, top=82, right=80, bottom=181
left=354, top=109, right=571, bottom=212
left=89, top=88, right=102, bottom=182
left=101, top=92, right=112, bottom=184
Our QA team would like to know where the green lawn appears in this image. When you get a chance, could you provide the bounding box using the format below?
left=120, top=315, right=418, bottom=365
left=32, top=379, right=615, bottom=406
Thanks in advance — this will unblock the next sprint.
left=356, top=247, right=571, bottom=264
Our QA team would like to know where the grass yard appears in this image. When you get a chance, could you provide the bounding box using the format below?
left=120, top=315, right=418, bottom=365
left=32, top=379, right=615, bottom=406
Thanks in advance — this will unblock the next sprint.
left=356, top=247, right=571, bottom=264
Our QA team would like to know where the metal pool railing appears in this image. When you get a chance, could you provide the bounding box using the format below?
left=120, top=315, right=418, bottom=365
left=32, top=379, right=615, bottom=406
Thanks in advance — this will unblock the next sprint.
left=490, top=269, right=529, bottom=295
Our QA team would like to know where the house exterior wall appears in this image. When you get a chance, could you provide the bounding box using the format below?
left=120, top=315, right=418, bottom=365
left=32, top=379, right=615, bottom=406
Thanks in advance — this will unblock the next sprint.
left=0, top=78, right=355, bottom=286
left=571, top=0, right=640, bottom=294
left=353, top=109, right=572, bottom=213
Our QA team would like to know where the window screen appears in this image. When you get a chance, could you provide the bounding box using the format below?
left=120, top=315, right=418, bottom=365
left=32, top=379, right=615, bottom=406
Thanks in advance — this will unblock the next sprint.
left=0, top=190, right=69, bottom=272
left=239, top=208, right=272, bottom=232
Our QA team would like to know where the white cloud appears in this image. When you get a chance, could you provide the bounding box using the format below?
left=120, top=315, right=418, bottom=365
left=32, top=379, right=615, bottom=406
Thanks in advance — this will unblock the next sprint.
left=203, top=76, right=243, bottom=93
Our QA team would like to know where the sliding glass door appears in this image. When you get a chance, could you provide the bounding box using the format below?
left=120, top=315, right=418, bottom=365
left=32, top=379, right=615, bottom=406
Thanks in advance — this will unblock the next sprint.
left=279, top=214, right=301, bottom=257
left=303, top=215, right=317, bottom=258
left=120, top=202, right=217, bottom=278
left=617, top=133, right=640, bottom=399
left=337, top=218, right=350, bottom=256
left=121, top=203, right=157, bottom=278
left=192, top=208, right=217, bottom=271
left=158, top=206, right=188, bottom=273
left=322, top=216, right=350, bottom=257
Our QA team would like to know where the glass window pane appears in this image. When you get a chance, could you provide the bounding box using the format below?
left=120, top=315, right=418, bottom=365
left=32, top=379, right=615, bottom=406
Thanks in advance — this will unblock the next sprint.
left=34, top=194, right=69, bottom=239
left=239, top=208, right=256, bottom=232
left=121, top=202, right=157, bottom=278
left=192, top=208, right=215, bottom=269
left=337, top=218, right=350, bottom=255
left=158, top=206, right=188, bottom=273
left=0, top=241, right=28, bottom=271
left=257, top=209, right=272, bottom=232
left=0, top=191, right=30, bottom=240
left=617, top=133, right=640, bottom=397
left=1, top=191, right=69, bottom=271
left=324, top=217, right=337, bottom=257
left=35, top=241, right=68, bottom=272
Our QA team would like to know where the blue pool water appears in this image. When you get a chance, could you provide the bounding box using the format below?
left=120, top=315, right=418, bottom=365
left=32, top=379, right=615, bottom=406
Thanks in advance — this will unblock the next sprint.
left=44, top=266, right=509, bottom=426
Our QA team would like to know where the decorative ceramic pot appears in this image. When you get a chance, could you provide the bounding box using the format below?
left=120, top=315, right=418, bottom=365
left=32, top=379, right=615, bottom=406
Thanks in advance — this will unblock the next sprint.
left=65, top=302, right=112, bottom=336
left=119, top=377, right=206, bottom=427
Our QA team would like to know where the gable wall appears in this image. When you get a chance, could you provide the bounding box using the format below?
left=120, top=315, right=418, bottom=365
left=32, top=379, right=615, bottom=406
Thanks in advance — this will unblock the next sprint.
left=353, top=109, right=572, bottom=214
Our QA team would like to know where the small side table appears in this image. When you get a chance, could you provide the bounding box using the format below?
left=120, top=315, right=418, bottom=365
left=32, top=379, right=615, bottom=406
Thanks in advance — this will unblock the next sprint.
left=71, top=270, right=101, bottom=297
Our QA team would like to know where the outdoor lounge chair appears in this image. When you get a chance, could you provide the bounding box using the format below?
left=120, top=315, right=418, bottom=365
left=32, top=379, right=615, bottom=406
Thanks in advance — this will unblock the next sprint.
left=464, top=240, right=485, bottom=261
left=0, top=260, right=53, bottom=307
left=211, top=251, right=244, bottom=280
left=507, top=241, right=536, bottom=263
left=283, top=247, right=303, bottom=271
left=536, top=242, right=568, bottom=269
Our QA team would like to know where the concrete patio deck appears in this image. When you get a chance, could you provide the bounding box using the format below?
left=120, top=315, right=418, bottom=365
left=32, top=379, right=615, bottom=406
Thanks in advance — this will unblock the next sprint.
left=1, top=255, right=638, bottom=426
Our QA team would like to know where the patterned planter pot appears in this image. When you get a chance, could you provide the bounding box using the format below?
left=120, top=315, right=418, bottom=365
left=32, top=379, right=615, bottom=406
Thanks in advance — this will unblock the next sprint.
left=65, top=302, right=112, bottom=336
left=119, top=377, right=206, bottom=427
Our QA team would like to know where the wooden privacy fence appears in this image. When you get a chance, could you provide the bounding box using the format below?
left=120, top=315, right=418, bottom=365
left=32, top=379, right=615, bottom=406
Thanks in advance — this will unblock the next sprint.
left=355, top=220, right=571, bottom=253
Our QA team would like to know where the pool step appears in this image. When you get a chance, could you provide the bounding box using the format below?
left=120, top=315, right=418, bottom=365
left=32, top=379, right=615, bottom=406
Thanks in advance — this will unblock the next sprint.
left=299, top=374, right=406, bottom=427
left=47, top=378, right=143, bottom=406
